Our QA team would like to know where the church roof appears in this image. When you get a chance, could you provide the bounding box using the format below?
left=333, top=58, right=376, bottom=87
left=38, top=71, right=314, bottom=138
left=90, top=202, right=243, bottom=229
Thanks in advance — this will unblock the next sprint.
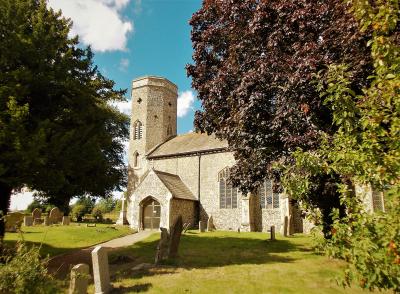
left=154, top=170, right=197, bottom=201
left=147, top=132, right=228, bottom=159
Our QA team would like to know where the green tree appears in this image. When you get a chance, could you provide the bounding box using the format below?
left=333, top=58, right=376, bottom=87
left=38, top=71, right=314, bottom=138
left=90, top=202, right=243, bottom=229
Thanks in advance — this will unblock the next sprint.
left=282, top=0, right=399, bottom=290
left=0, top=0, right=128, bottom=240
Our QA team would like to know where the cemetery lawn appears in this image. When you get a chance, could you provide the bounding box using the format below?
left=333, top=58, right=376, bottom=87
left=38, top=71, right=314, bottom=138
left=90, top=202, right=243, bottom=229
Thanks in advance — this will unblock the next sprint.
left=3, top=224, right=133, bottom=257
left=107, top=231, right=387, bottom=294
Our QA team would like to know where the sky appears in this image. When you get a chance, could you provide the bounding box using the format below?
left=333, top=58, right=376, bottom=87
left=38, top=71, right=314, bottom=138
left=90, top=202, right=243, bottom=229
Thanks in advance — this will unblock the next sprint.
left=10, top=0, right=203, bottom=210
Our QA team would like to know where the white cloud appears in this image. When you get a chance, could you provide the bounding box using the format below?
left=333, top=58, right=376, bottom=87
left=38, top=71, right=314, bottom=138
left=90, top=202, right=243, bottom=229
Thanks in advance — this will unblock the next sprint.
left=177, top=90, right=195, bottom=118
left=111, top=100, right=131, bottom=116
left=119, top=58, right=130, bottom=71
left=48, top=0, right=133, bottom=52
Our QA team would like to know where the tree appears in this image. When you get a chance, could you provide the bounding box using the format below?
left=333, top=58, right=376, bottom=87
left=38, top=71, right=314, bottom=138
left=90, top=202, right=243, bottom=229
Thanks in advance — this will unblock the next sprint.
left=187, top=0, right=372, bottom=233
left=0, top=0, right=128, bottom=240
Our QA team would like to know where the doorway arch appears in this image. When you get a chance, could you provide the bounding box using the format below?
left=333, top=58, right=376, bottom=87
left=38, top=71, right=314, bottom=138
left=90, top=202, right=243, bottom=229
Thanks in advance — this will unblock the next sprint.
left=141, top=197, right=161, bottom=230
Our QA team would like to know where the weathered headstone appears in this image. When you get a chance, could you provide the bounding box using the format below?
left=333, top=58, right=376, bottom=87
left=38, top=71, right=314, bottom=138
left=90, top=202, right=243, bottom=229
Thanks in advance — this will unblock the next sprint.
left=62, top=216, right=70, bottom=226
left=288, top=214, right=293, bottom=235
left=155, top=228, right=170, bottom=264
left=32, top=208, right=41, bottom=220
left=283, top=216, right=288, bottom=237
left=168, top=216, right=183, bottom=259
left=33, top=218, right=42, bottom=225
left=270, top=225, right=276, bottom=241
left=69, top=263, right=89, bottom=294
left=43, top=216, right=49, bottom=226
left=207, top=215, right=215, bottom=232
left=199, top=221, right=205, bottom=233
left=24, top=215, right=33, bottom=226
left=92, top=246, right=110, bottom=294
left=49, top=207, right=62, bottom=224
left=4, top=212, right=24, bottom=232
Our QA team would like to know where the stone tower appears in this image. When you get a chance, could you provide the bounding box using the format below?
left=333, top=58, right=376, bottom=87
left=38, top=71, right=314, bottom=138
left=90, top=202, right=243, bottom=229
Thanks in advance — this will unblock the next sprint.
left=127, top=76, right=178, bottom=191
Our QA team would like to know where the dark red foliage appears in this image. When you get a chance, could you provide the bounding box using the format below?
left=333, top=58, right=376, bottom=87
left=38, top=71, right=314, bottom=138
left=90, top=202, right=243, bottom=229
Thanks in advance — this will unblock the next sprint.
left=187, top=0, right=372, bottom=192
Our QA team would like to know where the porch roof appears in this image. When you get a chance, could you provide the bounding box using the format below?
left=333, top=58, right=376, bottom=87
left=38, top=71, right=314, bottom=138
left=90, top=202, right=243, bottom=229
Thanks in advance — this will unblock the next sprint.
left=154, top=170, right=197, bottom=201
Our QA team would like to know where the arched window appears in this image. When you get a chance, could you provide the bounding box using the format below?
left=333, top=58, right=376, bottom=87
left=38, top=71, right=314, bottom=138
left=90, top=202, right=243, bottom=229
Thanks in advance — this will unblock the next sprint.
left=133, top=151, right=139, bottom=168
left=133, top=121, right=143, bottom=140
left=218, top=167, right=238, bottom=209
left=259, top=179, right=279, bottom=209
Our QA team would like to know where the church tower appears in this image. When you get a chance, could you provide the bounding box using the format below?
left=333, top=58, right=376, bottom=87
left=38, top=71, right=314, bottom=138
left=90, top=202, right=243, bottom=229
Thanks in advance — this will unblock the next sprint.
left=127, top=76, right=178, bottom=191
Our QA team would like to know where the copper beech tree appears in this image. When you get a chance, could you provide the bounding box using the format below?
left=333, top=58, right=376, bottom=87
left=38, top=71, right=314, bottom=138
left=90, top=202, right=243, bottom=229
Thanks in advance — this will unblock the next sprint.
left=187, top=0, right=373, bottom=234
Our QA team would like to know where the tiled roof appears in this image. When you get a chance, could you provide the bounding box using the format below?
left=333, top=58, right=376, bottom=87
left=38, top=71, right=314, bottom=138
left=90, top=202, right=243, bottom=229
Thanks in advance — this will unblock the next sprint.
left=147, top=132, right=228, bottom=158
left=154, top=170, right=197, bottom=201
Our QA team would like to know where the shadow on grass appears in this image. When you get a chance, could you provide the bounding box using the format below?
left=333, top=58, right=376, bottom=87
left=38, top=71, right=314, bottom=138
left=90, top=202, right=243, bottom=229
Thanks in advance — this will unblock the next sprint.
left=112, top=283, right=152, bottom=293
left=111, top=232, right=312, bottom=286
left=2, top=240, right=74, bottom=258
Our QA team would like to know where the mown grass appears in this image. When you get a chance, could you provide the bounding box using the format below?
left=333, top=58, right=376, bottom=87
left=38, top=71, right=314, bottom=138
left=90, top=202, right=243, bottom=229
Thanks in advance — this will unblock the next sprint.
left=107, top=231, right=387, bottom=294
left=3, top=223, right=133, bottom=257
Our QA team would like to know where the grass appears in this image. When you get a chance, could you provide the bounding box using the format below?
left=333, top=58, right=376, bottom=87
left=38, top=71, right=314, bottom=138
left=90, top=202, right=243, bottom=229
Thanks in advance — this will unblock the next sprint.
left=3, top=223, right=133, bottom=257
left=106, top=231, right=387, bottom=294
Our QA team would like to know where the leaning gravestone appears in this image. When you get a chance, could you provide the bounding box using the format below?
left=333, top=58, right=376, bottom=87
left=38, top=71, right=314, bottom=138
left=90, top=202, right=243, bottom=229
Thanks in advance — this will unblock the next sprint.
left=92, top=246, right=110, bottom=294
left=207, top=215, right=215, bottom=232
left=49, top=207, right=62, bottom=224
left=32, top=208, right=41, bottom=220
left=24, top=216, right=33, bottom=227
left=69, top=263, right=89, bottom=294
left=4, top=212, right=24, bottom=232
left=155, top=228, right=170, bottom=264
left=168, top=216, right=183, bottom=259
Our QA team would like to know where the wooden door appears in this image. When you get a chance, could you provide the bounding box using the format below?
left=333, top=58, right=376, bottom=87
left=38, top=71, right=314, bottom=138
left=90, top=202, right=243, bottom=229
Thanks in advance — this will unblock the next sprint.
left=143, top=199, right=161, bottom=230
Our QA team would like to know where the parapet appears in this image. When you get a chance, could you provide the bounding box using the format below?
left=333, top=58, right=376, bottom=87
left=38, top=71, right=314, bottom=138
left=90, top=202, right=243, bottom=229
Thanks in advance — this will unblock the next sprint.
left=131, top=76, right=178, bottom=94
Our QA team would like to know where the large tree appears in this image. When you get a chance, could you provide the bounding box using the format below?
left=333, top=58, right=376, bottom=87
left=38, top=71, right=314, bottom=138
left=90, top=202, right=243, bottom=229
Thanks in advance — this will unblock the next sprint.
left=0, top=0, right=128, bottom=238
left=187, top=0, right=373, bottom=232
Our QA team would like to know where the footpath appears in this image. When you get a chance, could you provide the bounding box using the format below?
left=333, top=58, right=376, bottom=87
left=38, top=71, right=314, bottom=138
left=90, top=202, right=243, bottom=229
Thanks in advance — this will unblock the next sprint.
left=47, top=230, right=152, bottom=278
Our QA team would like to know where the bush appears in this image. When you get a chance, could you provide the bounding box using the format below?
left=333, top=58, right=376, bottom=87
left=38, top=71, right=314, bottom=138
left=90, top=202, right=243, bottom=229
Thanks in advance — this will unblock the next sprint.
left=92, top=207, right=103, bottom=222
left=0, top=243, right=60, bottom=294
left=72, top=204, right=86, bottom=222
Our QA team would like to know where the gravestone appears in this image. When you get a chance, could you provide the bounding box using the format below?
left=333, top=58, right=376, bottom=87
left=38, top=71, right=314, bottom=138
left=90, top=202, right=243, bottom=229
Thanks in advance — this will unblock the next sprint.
left=24, top=216, right=33, bottom=226
left=49, top=207, right=62, bottom=224
left=4, top=212, right=24, bottom=232
left=198, top=221, right=205, bottom=233
left=207, top=215, right=215, bottom=232
left=62, top=216, right=70, bottom=226
left=155, top=228, right=170, bottom=264
left=69, top=263, right=89, bottom=294
left=32, top=208, right=41, bottom=220
left=92, top=246, right=110, bottom=294
left=270, top=225, right=276, bottom=241
left=283, top=216, right=288, bottom=237
left=168, top=216, right=183, bottom=259
left=43, top=216, right=49, bottom=226
left=288, top=214, right=293, bottom=235
left=33, top=218, right=42, bottom=225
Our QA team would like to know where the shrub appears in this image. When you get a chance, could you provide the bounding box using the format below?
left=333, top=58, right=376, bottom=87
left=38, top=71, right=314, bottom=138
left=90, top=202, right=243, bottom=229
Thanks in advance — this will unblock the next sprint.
left=92, top=207, right=103, bottom=222
left=0, top=243, right=60, bottom=294
left=72, top=204, right=86, bottom=222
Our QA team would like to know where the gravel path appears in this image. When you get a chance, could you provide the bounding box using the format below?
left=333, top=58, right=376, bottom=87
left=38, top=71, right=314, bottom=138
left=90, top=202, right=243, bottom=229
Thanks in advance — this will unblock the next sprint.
left=48, top=230, right=153, bottom=278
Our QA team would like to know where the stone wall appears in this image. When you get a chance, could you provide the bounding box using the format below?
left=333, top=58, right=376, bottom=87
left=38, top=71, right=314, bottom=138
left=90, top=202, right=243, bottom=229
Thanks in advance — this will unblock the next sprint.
left=129, top=171, right=171, bottom=230
left=261, top=209, right=281, bottom=232
left=169, top=199, right=196, bottom=229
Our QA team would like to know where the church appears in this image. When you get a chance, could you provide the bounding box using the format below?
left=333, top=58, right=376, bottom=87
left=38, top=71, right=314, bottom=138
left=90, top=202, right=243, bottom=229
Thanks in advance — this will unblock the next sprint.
left=124, top=76, right=311, bottom=234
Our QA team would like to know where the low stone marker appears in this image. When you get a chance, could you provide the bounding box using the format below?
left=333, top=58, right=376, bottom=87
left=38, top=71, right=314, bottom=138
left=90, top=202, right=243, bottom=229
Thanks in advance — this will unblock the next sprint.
left=43, top=216, right=49, bottom=226
left=62, top=216, right=70, bottom=226
left=69, top=263, right=89, bottom=294
left=270, top=225, right=276, bottom=241
left=49, top=207, right=62, bottom=224
left=24, top=216, right=33, bottom=226
left=198, top=221, right=205, bottom=233
left=32, top=208, right=41, bottom=220
left=283, top=216, right=288, bottom=237
left=4, top=212, right=24, bottom=232
left=207, top=215, right=215, bottom=232
left=168, top=216, right=183, bottom=259
left=92, top=246, right=110, bottom=294
left=155, top=228, right=170, bottom=264
left=288, top=214, right=293, bottom=236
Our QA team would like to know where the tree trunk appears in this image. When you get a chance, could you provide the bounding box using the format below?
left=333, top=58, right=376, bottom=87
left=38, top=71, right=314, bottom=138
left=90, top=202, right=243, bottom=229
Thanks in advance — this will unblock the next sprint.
left=0, top=182, right=12, bottom=243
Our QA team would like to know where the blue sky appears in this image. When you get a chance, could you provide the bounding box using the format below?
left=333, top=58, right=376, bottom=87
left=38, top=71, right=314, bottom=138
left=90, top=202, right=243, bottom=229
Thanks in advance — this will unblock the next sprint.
left=10, top=0, right=203, bottom=210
